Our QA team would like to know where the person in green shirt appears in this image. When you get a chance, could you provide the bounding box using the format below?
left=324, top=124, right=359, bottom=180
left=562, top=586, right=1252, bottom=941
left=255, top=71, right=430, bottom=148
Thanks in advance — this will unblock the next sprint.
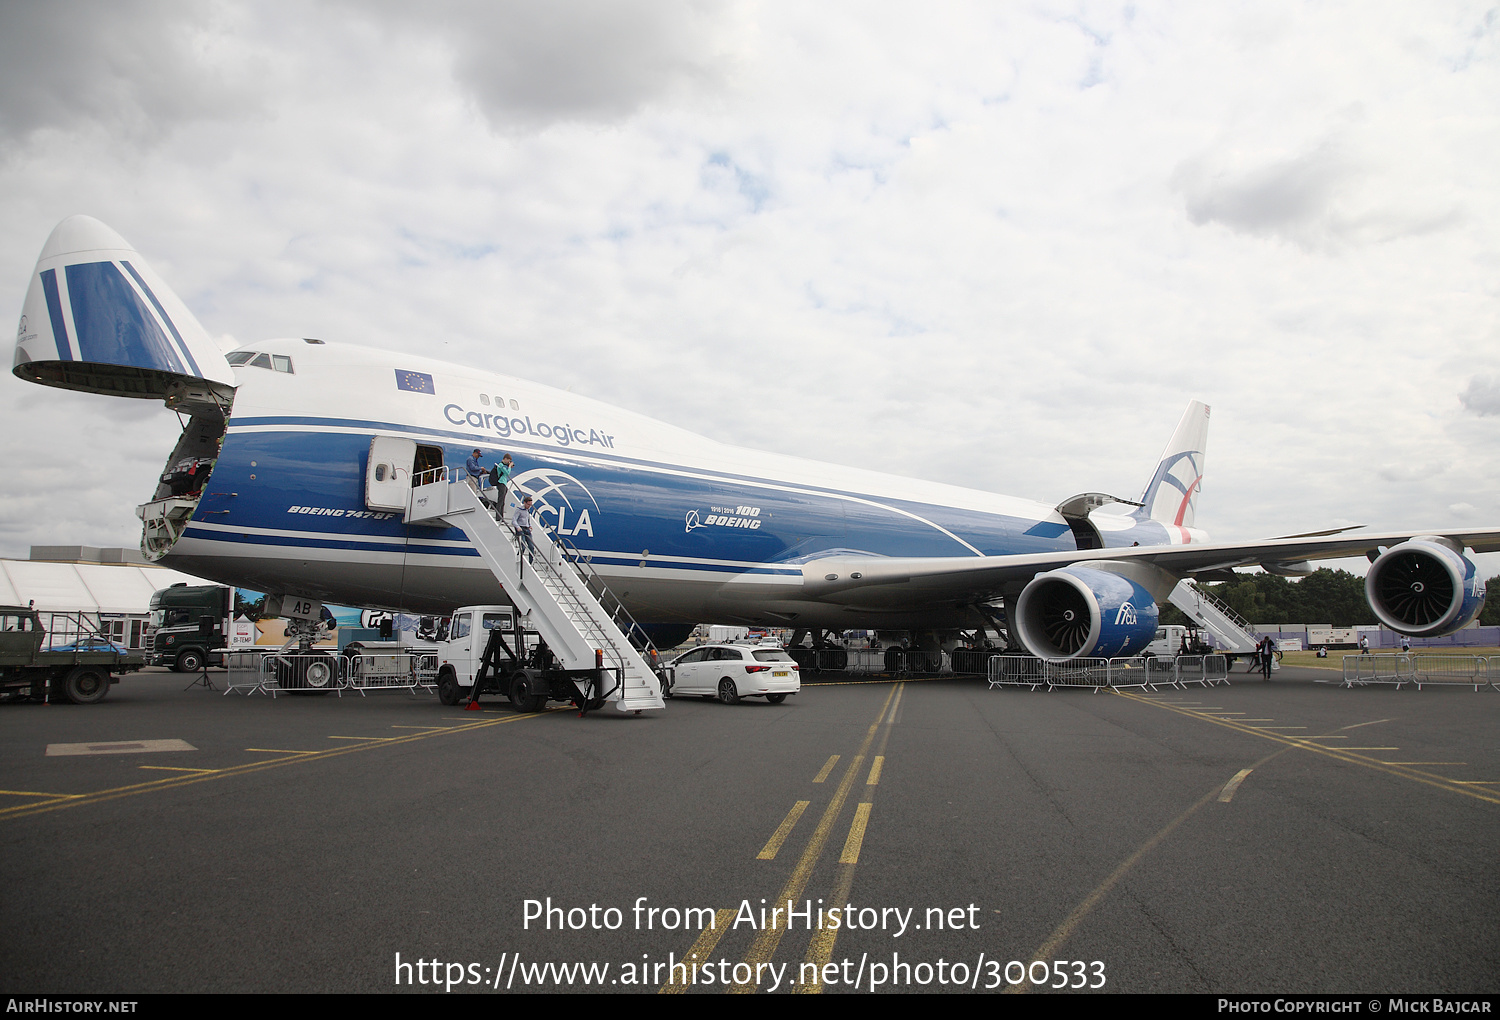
left=488, top=453, right=515, bottom=520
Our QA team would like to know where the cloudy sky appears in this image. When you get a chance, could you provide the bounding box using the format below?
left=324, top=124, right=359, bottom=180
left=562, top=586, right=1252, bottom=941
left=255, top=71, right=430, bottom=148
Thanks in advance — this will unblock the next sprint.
left=1, top=1, right=1496, bottom=579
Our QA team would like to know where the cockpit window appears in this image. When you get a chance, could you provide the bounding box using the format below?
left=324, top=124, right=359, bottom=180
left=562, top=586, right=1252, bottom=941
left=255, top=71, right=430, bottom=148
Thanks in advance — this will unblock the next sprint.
left=231, top=351, right=295, bottom=373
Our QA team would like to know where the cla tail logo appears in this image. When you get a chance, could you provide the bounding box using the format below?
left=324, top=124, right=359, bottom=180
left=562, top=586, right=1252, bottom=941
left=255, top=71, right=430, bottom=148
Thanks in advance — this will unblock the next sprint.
left=1115, top=601, right=1137, bottom=627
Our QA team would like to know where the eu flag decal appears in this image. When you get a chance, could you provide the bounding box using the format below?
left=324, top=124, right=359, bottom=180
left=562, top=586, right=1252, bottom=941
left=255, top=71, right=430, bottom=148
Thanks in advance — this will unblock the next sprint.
left=395, top=369, right=435, bottom=394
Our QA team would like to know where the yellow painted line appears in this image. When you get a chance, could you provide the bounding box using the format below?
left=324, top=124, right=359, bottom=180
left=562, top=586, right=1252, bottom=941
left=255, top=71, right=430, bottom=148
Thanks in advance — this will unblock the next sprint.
left=1235, top=719, right=1276, bottom=723
left=730, top=685, right=899, bottom=992
left=1383, top=762, right=1465, bottom=766
left=800, top=861, right=859, bottom=994
left=1256, top=726, right=1307, bottom=730
left=1218, top=768, right=1253, bottom=803
left=0, top=790, right=82, bottom=799
left=757, top=801, right=811, bottom=860
left=1114, top=691, right=1500, bottom=807
left=0, top=709, right=551, bottom=821
left=138, top=766, right=218, bottom=774
left=1009, top=744, right=1294, bottom=994
left=1341, top=718, right=1394, bottom=730
left=1451, top=781, right=1499, bottom=785
left=245, top=748, right=320, bottom=755
left=866, top=756, right=884, bottom=786
left=812, top=755, right=840, bottom=783
left=800, top=685, right=903, bottom=994
left=658, top=908, right=736, bottom=994
left=326, top=735, right=399, bottom=741
left=390, top=725, right=449, bottom=730
left=840, top=802, right=873, bottom=864
left=1330, top=747, right=1399, bottom=751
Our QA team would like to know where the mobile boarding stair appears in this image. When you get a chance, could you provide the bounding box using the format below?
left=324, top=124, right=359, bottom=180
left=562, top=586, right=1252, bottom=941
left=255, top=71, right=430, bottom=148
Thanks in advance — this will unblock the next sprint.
left=409, top=470, right=665, bottom=714
left=1169, top=578, right=1268, bottom=672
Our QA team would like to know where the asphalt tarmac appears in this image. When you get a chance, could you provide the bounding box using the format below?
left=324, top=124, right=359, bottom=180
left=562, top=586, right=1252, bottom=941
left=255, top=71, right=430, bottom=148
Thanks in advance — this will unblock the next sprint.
left=2, top=664, right=1497, bottom=995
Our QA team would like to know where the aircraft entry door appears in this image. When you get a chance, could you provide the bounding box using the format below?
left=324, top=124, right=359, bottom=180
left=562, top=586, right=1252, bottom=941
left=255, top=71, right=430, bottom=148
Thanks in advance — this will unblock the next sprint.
left=365, top=436, right=416, bottom=511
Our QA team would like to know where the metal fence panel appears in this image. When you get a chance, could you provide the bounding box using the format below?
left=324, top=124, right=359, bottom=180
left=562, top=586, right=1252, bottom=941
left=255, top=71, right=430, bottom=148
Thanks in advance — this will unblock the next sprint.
left=257, top=652, right=344, bottom=697
left=343, top=652, right=438, bottom=695
left=1106, top=656, right=1153, bottom=690
left=1340, top=653, right=1413, bottom=687
left=988, top=655, right=1045, bottom=689
left=1173, top=654, right=1229, bottom=688
left=223, top=649, right=266, bottom=695
left=1411, top=654, right=1490, bottom=691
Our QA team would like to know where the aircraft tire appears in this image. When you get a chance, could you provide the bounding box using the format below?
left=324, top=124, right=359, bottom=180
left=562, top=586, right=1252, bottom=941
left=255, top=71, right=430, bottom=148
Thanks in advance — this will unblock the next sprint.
left=61, top=666, right=110, bottom=705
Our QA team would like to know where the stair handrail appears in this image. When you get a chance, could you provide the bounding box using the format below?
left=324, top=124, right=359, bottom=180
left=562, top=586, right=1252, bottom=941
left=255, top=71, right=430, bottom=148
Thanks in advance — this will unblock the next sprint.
left=550, top=531, right=664, bottom=669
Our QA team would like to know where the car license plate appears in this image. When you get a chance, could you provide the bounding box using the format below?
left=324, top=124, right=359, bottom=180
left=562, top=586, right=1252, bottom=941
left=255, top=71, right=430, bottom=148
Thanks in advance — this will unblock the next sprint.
left=773, top=670, right=790, bottom=677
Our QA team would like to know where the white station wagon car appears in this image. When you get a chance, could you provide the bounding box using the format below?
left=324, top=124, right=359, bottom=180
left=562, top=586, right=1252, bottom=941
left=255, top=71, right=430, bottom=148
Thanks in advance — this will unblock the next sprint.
left=666, top=644, right=800, bottom=704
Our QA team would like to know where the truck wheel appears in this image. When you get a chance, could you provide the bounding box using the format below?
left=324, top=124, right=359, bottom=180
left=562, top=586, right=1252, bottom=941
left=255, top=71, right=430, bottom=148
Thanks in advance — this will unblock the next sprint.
left=437, top=671, right=461, bottom=706
left=61, top=666, right=110, bottom=705
left=176, top=648, right=205, bottom=673
left=510, top=673, right=546, bottom=713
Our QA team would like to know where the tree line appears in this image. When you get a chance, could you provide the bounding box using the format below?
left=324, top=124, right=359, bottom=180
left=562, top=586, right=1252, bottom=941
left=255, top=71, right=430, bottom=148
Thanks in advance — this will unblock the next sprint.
left=1159, top=569, right=1500, bottom=628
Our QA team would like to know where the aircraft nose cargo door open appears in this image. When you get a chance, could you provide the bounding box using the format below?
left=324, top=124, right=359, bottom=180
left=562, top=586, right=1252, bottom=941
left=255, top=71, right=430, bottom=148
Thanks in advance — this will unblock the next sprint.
left=14, top=215, right=236, bottom=402
left=14, top=215, right=239, bottom=561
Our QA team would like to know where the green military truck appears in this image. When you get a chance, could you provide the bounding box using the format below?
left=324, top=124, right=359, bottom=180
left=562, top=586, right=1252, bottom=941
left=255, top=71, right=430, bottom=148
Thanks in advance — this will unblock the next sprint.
left=147, top=583, right=231, bottom=672
left=0, top=606, right=146, bottom=704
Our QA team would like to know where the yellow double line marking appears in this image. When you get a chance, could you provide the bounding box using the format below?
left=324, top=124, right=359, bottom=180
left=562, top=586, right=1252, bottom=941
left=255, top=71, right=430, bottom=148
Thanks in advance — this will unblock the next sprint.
left=0, top=711, right=553, bottom=821
left=801, top=691, right=901, bottom=993
left=1119, top=692, right=1500, bottom=806
left=661, top=685, right=904, bottom=994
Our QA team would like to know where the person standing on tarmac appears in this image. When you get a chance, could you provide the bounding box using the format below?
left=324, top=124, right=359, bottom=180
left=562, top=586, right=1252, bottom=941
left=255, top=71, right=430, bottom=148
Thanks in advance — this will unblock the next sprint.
left=1259, top=635, right=1276, bottom=680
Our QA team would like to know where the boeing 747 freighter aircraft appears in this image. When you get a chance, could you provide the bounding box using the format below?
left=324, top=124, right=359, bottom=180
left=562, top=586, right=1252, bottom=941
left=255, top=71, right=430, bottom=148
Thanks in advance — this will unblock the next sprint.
left=12, top=216, right=1497, bottom=660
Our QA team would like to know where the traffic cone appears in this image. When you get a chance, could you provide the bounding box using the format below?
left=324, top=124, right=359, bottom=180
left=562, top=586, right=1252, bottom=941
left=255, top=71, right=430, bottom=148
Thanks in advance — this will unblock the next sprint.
left=465, top=699, right=482, bottom=711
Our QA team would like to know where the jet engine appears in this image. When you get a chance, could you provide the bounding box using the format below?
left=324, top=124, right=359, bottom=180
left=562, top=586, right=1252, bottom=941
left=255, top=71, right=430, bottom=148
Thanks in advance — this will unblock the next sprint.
left=1013, top=565, right=1160, bottom=660
left=1365, top=538, right=1486, bottom=637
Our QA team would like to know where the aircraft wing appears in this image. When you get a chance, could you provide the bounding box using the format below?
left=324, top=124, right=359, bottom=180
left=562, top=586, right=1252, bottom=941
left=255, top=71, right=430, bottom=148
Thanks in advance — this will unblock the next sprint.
left=797, top=527, right=1500, bottom=611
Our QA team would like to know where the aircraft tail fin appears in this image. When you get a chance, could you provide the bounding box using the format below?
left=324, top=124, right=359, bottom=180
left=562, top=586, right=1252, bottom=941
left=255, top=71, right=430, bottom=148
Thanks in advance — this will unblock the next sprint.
left=1139, top=401, right=1210, bottom=529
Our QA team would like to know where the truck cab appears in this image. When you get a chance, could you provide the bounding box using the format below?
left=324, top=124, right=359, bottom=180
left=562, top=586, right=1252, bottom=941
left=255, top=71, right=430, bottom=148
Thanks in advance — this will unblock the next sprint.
left=435, top=606, right=532, bottom=702
left=148, top=583, right=230, bottom=671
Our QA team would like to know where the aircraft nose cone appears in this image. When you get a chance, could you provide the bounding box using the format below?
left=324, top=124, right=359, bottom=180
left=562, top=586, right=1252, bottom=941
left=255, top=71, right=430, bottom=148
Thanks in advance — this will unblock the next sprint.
left=39, top=214, right=134, bottom=260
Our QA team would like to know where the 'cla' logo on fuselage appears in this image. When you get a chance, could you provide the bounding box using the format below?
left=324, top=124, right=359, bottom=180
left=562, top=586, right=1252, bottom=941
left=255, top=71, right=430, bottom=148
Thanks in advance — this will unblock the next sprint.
left=511, top=468, right=598, bottom=538
left=1115, top=601, right=1137, bottom=626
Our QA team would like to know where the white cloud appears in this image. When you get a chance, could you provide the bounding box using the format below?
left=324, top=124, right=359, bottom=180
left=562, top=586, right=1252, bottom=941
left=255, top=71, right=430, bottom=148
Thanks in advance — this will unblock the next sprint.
left=0, top=0, right=1496, bottom=582
left=1459, top=375, right=1500, bottom=416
